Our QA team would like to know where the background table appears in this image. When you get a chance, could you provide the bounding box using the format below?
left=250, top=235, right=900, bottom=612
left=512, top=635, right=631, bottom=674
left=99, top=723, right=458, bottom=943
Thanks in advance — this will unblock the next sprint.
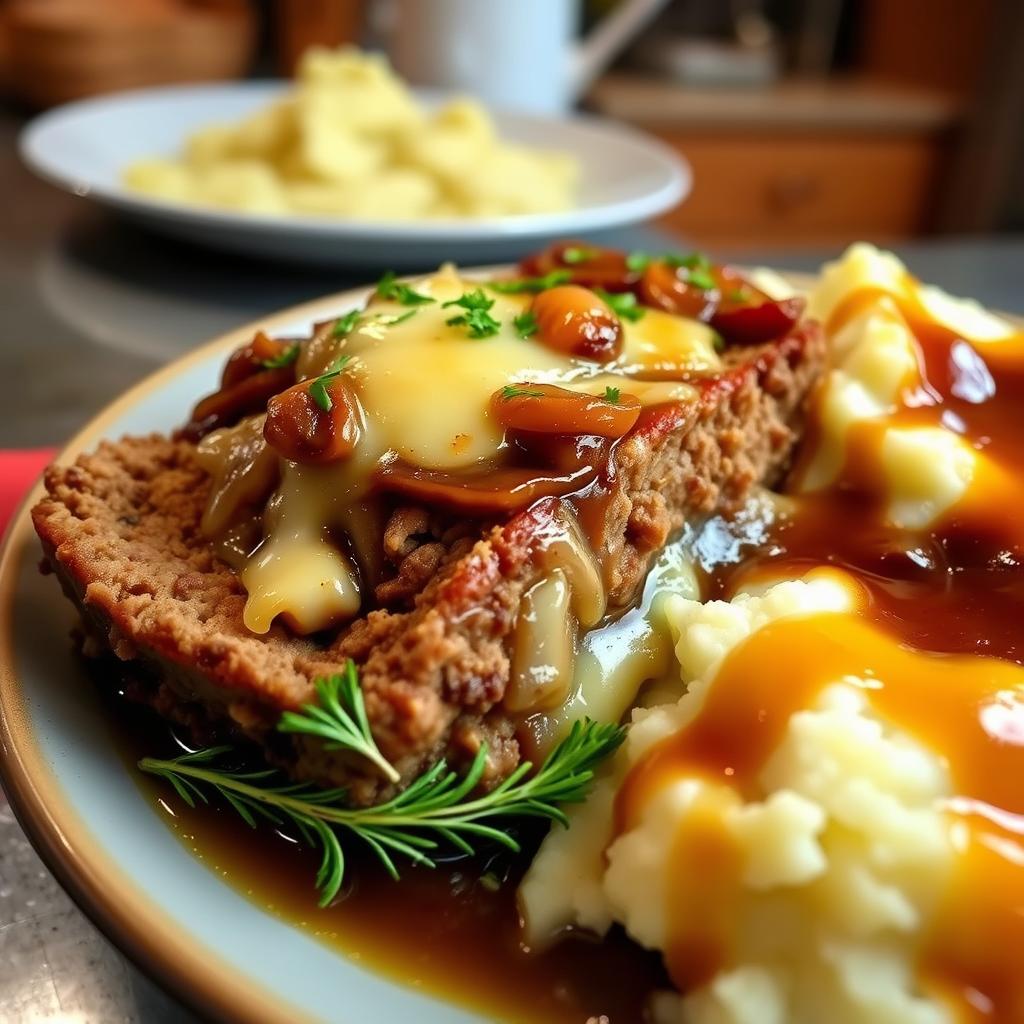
left=2, top=105, right=1022, bottom=1023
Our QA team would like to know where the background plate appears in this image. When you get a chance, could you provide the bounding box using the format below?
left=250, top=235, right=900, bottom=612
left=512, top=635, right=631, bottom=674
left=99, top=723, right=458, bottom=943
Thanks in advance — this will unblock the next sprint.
left=20, top=82, right=690, bottom=268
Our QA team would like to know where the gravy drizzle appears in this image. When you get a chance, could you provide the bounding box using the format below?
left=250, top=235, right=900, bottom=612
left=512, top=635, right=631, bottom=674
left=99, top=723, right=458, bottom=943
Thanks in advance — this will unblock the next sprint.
left=618, top=282, right=1024, bottom=1021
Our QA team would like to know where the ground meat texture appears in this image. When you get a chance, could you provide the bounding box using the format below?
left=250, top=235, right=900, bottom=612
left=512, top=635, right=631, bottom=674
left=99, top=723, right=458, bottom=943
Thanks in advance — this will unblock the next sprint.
left=32, top=322, right=826, bottom=805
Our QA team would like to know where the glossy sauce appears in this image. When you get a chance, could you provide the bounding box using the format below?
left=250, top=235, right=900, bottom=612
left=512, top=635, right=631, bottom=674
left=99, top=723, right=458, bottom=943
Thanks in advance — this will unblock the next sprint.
left=106, top=691, right=665, bottom=1024
left=619, top=282, right=1024, bottom=1020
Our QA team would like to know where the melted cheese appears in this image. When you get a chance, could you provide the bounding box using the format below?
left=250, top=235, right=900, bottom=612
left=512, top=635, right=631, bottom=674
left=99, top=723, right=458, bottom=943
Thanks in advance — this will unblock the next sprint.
left=236, top=266, right=720, bottom=634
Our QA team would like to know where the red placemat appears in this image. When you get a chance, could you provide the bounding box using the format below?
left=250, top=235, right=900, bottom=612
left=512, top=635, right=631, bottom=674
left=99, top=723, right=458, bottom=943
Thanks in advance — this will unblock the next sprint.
left=0, top=449, right=56, bottom=538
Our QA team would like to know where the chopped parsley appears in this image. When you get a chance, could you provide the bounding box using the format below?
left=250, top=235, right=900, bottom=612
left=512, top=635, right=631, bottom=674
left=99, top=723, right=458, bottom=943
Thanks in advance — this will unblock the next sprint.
left=728, top=287, right=750, bottom=303
left=603, top=385, right=621, bottom=404
left=377, top=309, right=418, bottom=327
left=443, top=289, right=501, bottom=338
left=562, top=246, right=598, bottom=265
left=488, top=269, right=572, bottom=294
left=375, top=270, right=435, bottom=306
left=512, top=311, right=539, bottom=338
left=308, top=354, right=352, bottom=412
left=332, top=309, right=362, bottom=337
left=500, top=384, right=546, bottom=400
left=625, top=251, right=653, bottom=272
left=686, top=267, right=717, bottom=291
left=259, top=343, right=300, bottom=370
left=711, top=331, right=726, bottom=354
left=595, top=288, right=645, bottom=323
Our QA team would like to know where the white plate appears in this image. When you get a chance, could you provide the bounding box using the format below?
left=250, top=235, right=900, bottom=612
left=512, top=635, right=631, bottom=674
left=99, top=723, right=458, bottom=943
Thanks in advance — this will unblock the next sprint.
left=19, top=82, right=690, bottom=269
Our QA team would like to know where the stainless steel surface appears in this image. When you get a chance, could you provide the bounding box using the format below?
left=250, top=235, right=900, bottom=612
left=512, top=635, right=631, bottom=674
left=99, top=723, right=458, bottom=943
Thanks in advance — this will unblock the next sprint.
left=1, top=100, right=1022, bottom=1023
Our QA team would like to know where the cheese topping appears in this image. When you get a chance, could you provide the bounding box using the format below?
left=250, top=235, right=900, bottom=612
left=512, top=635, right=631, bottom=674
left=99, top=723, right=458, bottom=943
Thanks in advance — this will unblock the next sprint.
left=207, top=265, right=721, bottom=635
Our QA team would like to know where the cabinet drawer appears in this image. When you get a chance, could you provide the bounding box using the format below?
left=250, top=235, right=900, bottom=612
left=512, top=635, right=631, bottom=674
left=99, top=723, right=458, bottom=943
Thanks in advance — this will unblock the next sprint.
left=657, top=135, right=943, bottom=247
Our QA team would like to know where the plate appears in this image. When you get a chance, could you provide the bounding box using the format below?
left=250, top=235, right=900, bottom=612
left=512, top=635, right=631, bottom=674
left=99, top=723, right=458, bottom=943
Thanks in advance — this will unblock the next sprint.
left=0, top=272, right=823, bottom=1023
left=19, top=82, right=690, bottom=269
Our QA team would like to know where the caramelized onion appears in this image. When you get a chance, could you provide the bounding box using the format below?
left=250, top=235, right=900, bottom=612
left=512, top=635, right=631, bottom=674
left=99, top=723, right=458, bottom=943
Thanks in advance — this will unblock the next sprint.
left=374, top=461, right=597, bottom=515
left=186, top=366, right=296, bottom=440
left=264, top=378, right=361, bottom=464
left=711, top=296, right=806, bottom=346
left=519, top=242, right=638, bottom=292
left=506, top=570, right=576, bottom=713
left=222, top=331, right=298, bottom=388
left=531, top=285, right=623, bottom=362
left=492, top=382, right=640, bottom=439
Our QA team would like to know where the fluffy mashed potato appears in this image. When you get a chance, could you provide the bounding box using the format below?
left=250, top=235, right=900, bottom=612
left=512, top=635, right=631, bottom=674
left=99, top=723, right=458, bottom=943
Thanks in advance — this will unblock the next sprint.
left=124, top=48, right=578, bottom=220
left=521, top=575, right=955, bottom=1024
left=797, top=244, right=1017, bottom=527
left=521, top=248, right=1024, bottom=1024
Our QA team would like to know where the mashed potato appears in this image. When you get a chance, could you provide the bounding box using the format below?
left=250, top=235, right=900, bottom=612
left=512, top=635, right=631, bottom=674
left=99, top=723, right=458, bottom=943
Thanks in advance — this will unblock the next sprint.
left=124, top=48, right=578, bottom=220
left=521, top=248, right=1024, bottom=1023
left=522, top=573, right=968, bottom=1024
left=797, top=244, right=1017, bottom=528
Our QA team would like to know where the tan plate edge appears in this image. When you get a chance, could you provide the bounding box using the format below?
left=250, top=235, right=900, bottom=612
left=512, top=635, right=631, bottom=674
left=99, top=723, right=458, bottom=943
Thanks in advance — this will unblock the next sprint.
left=0, top=286, right=375, bottom=1024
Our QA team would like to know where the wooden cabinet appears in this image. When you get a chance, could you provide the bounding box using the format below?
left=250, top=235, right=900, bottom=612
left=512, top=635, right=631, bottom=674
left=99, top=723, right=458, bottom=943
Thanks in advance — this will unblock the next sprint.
left=656, top=134, right=945, bottom=248
left=587, top=75, right=960, bottom=250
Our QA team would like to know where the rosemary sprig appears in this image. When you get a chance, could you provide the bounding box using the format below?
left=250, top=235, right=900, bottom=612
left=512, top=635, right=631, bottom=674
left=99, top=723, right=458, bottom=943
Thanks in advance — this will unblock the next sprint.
left=140, top=717, right=623, bottom=906
left=278, top=663, right=399, bottom=784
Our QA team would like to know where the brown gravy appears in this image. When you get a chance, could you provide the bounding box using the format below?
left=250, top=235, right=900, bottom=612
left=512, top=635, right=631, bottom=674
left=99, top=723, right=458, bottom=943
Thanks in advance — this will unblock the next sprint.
left=106, top=691, right=665, bottom=1024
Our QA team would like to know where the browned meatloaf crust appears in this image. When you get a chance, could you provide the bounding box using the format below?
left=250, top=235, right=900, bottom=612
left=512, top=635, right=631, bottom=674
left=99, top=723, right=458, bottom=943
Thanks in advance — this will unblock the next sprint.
left=33, top=323, right=825, bottom=804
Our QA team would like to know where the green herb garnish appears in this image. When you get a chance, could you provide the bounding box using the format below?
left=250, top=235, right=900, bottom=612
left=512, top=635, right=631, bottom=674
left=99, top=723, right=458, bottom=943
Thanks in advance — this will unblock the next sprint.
left=512, top=311, right=539, bottom=339
left=308, top=354, right=352, bottom=412
left=488, top=270, right=572, bottom=294
left=686, top=268, right=717, bottom=291
left=728, top=288, right=749, bottom=303
left=595, top=288, right=645, bottom=323
left=625, top=251, right=652, bottom=272
left=332, top=309, right=362, bottom=337
left=443, top=289, right=501, bottom=338
left=140, top=665, right=624, bottom=906
left=500, top=384, right=546, bottom=400
left=376, top=270, right=435, bottom=306
left=603, top=385, right=621, bottom=404
left=278, top=663, right=399, bottom=784
left=712, top=331, right=726, bottom=353
left=378, top=309, right=418, bottom=327
left=260, top=344, right=300, bottom=370
left=562, top=246, right=598, bottom=265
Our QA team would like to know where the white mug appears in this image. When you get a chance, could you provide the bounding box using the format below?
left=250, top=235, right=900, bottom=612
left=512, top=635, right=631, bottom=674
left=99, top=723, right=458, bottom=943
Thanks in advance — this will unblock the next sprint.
left=385, top=0, right=670, bottom=115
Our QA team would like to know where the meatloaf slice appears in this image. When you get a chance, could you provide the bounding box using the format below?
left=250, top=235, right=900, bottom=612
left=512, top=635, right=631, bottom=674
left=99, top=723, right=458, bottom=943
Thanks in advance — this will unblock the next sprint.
left=33, top=322, right=825, bottom=805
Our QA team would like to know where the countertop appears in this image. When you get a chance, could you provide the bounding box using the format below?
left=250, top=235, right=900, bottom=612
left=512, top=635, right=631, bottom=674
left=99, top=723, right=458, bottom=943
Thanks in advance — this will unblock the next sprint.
left=1, top=103, right=1022, bottom=1024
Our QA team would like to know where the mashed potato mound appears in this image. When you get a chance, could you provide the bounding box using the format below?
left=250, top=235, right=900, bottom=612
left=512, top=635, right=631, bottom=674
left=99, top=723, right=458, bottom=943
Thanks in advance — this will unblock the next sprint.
left=124, top=48, right=578, bottom=220
left=520, top=574, right=955, bottom=1024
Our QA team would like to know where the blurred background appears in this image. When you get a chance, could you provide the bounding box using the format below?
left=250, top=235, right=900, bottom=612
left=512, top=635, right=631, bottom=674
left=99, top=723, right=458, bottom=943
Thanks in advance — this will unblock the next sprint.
left=1, top=0, right=1021, bottom=253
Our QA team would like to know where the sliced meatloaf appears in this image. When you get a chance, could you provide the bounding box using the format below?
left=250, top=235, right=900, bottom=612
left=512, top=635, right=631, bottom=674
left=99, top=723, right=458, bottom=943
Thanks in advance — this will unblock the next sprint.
left=33, top=322, right=825, bottom=805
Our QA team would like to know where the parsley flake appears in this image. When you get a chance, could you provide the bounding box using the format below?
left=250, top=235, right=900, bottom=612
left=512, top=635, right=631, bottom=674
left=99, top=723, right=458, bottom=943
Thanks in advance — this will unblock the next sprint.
left=376, top=270, right=435, bottom=306
left=488, top=270, right=572, bottom=294
left=563, top=246, right=598, bottom=265
left=444, top=289, right=501, bottom=338
left=728, top=288, right=749, bottom=303
left=512, top=311, right=539, bottom=338
left=308, top=354, right=352, bottom=412
left=603, top=385, right=621, bottom=404
left=500, top=384, right=546, bottom=400
left=378, top=309, right=418, bottom=327
left=711, top=332, right=726, bottom=354
left=595, top=288, right=645, bottom=323
left=260, top=343, right=300, bottom=370
left=686, top=268, right=717, bottom=291
left=332, top=309, right=362, bottom=337
left=625, top=251, right=652, bottom=272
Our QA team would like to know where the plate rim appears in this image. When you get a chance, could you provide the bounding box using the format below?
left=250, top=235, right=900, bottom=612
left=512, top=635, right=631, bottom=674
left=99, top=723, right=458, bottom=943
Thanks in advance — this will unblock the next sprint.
left=18, top=80, right=691, bottom=241
left=0, top=285, right=384, bottom=1024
